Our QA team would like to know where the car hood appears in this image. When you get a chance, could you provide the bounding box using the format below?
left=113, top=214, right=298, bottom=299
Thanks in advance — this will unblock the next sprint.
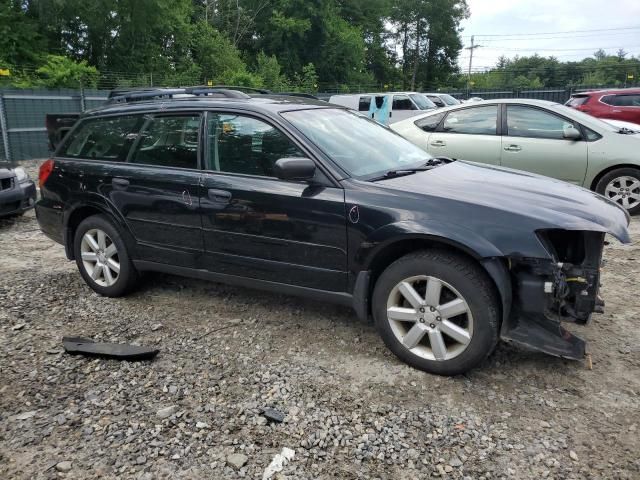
left=376, top=161, right=631, bottom=243
left=0, top=168, right=15, bottom=180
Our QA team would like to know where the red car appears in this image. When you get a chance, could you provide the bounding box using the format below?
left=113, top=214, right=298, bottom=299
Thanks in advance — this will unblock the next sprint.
left=565, top=88, right=640, bottom=126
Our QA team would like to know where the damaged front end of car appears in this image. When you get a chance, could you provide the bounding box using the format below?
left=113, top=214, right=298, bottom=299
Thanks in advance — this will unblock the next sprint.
left=502, top=229, right=615, bottom=360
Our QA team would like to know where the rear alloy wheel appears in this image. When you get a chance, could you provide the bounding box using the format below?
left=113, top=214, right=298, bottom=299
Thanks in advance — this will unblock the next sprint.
left=596, top=168, right=640, bottom=215
left=80, top=229, right=120, bottom=287
left=372, top=250, right=499, bottom=375
left=74, top=215, right=138, bottom=297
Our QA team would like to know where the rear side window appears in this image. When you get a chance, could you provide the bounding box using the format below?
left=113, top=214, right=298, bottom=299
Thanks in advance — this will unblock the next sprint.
left=358, top=96, right=372, bottom=111
left=415, top=112, right=446, bottom=132
left=602, top=94, right=640, bottom=107
left=130, top=115, right=200, bottom=169
left=60, top=116, right=141, bottom=161
left=442, top=106, right=498, bottom=135
left=567, top=95, right=589, bottom=107
left=393, top=95, right=416, bottom=111
left=427, top=95, right=445, bottom=107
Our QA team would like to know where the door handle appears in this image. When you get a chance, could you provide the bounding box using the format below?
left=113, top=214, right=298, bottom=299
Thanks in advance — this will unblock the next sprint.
left=504, top=145, right=522, bottom=152
left=430, top=140, right=446, bottom=147
left=208, top=188, right=231, bottom=203
left=112, top=177, right=129, bottom=188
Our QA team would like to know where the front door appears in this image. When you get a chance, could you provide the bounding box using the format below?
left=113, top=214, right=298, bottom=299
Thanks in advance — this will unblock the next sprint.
left=500, top=105, right=588, bottom=184
left=199, top=111, right=348, bottom=291
left=427, top=104, right=502, bottom=164
left=109, top=113, right=203, bottom=267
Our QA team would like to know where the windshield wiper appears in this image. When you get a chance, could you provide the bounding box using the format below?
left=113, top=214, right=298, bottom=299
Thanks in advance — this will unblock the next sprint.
left=618, top=127, right=638, bottom=135
left=370, top=167, right=430, bottom=182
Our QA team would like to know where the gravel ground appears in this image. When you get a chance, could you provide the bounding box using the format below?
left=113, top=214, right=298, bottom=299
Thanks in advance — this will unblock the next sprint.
left=1, top=175, right=639, bottom=479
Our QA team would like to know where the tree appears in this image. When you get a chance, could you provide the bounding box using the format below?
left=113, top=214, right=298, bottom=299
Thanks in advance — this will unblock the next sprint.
left=35, top=55, right=99, bottom=88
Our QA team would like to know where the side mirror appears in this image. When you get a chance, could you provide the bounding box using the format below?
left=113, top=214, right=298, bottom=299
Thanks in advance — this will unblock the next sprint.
left=274, top=157, right=316, bottom=181
left=563, top=125, right=582, bottom=140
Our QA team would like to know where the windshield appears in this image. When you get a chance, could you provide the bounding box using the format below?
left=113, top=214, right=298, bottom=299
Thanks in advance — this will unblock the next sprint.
left=410, top=94, right=436, bottom=110
left=441, top=94, right=460, bottom=105
left=282, top=108, right=431, bottom=178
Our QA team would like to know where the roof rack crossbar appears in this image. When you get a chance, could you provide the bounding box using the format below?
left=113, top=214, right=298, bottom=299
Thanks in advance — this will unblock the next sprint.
left=108, top=87, right=251, bottom=104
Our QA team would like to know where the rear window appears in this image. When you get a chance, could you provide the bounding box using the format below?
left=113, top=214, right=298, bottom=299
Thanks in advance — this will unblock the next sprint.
left=566, top=95, right=589, bottom=107
left=59, top=116, right=142, bottom=161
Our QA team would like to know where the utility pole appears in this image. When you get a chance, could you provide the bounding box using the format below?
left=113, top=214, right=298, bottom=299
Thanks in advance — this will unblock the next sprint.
left=465, top=36, right=483, bottom=92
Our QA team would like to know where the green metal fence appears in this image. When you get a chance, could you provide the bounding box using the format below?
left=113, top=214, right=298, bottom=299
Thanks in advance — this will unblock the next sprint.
left=2, top=84, right=638, bottom=162
left=0, top=88, right=109, bottom=162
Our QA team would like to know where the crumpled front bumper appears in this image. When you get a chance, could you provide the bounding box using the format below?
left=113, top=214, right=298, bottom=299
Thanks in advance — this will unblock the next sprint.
left=0, top=180, right=37, bottom=217
left=500, top=230, right=608, bottom=360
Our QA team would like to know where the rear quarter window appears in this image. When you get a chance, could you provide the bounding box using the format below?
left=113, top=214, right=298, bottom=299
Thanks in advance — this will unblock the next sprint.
left=59, top=116, right=142, bottom=162
left=567, top=96, right=589, bottom=107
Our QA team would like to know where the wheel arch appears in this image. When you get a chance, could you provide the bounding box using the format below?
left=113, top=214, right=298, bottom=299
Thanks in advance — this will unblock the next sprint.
left=358, top=233, right=511, bottom=325
left=63, top=201, right=134, bottom=260
left=590, top=164, right=640, bottom=191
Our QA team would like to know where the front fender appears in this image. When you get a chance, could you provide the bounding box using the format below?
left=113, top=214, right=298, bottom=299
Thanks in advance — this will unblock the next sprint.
left=358, top=220, right=506, bottom=268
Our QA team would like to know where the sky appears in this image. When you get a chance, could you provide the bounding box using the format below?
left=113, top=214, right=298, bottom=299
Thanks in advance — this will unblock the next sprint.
left=457, top=0, right=640, bottom=71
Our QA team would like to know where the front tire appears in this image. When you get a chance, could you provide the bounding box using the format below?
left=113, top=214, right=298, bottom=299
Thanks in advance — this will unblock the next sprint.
left=372, top=250, right=499, bottom=376
left=73, top=214, right=138, bottom=297
left=595, top=167, right=640, bottom=215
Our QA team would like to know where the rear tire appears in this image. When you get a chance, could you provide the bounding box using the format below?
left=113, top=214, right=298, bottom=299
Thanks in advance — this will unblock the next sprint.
left=595, top=167, right=640, bottom=215
left=372, top=250, right=499, bottom=376
left=73, top=214, right=138, bottom=297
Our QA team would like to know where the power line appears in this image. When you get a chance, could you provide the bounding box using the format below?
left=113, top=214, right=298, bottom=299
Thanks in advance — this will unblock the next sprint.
left=464, top=26, right=640, bottom=39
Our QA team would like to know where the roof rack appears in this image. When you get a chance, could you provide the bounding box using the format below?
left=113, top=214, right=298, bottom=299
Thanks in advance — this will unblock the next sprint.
left=107, top=87, right=251, bottom=104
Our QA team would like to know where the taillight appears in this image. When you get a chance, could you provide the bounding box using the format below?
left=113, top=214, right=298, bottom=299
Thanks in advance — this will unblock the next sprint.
left=39, top=159, right=55, bottom=188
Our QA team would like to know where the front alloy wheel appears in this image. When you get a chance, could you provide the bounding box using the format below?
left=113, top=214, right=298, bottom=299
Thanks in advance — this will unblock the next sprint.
left=603, top=175, right=640, bottom=211
left=387, top=275, right=473, bottom=361
left=372, top=250, right=499, bottom=375
left=595, top=167, right=640, bottom=215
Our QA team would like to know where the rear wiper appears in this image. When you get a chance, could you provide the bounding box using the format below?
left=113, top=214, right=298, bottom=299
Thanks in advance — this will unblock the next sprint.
left=618, top=127, right=637, bottom=135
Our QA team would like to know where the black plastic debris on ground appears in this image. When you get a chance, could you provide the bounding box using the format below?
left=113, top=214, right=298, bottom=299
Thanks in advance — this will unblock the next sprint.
left=261, top=407, right=286, bottom=423
left=62, top=336, right=159, bottom=361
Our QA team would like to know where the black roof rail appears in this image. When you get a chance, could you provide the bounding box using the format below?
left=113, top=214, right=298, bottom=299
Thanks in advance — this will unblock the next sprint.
left=107, top=87, right=251, bottom=104
left=196, top=85, right=271, bottom=94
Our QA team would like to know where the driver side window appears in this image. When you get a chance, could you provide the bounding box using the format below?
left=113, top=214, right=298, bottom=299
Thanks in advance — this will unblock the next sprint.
left=206, top=113, right=305, bottom=177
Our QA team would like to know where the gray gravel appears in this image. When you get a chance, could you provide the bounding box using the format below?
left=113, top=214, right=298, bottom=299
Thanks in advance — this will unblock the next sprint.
left=1, top=196, right=639, bottom=479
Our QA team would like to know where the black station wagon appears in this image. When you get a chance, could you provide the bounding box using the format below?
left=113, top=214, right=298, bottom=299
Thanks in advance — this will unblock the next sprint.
left=37, top=87, right=630, bottom=375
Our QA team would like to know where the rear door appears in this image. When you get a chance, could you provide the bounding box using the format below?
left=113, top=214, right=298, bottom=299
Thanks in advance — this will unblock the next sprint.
left=427, top=105, right=502, bottom=164
left=500, top=104, right=588, bottom=184
left=56, top=113, right=204, bottom=268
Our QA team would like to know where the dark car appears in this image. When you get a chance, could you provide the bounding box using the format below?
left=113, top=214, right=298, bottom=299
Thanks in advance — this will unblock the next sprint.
left=566, top=88, right=640, bottom=126
left=0, top=163, right=37, bottom=218
left=36, top=87, right=630, bottom=375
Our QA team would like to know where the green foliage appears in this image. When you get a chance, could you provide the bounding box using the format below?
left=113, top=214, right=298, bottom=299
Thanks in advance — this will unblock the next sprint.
left=35, top=55, right=99, bottom=88
left=2, top=0, right=473, bottom=90
left=463, top=52, right=640, bottom=90
left=255, top=52, right=289, bottom=91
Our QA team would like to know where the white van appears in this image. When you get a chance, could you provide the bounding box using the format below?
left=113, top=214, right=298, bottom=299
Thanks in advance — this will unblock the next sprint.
left=328, top=92, right=436, bottom=125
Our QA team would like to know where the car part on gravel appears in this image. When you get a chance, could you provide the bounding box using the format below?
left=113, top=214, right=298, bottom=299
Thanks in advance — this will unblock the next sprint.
left=261, top=407, right=286, bottom=423
left=62, top=336, right=159, bottom=360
